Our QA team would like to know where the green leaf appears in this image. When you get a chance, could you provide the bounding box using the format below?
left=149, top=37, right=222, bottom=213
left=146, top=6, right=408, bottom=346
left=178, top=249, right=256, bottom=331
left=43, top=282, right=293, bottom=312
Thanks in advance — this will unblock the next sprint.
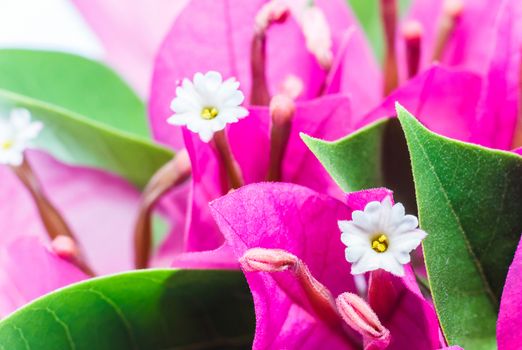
left=301, top=119, right=387, bottom=192
left=397, top=104, right=522, bottom=349
left=301, top=118, right=417, bottom=211
left=0, top=269, right=255, bottom=350
left=0, top=50, right=173, bottom=189
left=0, top=49, right=148, bottom=138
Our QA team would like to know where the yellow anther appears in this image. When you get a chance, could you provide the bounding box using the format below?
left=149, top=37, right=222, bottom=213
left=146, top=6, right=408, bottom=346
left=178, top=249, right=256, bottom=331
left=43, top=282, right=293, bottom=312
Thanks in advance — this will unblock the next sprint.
left=1, top=139, right=13, bottom=150
left=371, top=234, right=389, bottom=253
left=201, top=106, right=219, bottom=120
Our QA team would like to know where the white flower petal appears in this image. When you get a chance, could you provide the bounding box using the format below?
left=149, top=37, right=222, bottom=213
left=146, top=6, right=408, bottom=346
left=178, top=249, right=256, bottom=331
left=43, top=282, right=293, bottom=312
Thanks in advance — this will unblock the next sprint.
left=341, top=232, right=368, bottom=248
left=339, top=197, right=426, bottom=276
left=379, top=254, right=405, bottom=277
left=351, top=251, right=380, bottom=275
left=168, top=71, right=248, bottom=140
left=10, top=109, right=31, bottom=129
left=391, top=229, right=427, bottom=252
left=198, top=128, right=214, bottom=143
left=345, top=244, right=367, bottom=263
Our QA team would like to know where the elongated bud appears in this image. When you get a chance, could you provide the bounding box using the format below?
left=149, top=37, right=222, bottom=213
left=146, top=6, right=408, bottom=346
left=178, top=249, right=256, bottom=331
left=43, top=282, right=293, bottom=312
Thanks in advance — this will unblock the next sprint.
left=240, top=247, right=298, bottom=272
left=267, top=94, right=296, bottom=181
left=380, top=0, right=399, bottom=95
left=300, top=5, right=333, bottom=70
left=402, top=20, right=423, bottom=79
left=251, top=0, right=290, bottom=105
left=336, top=292, right=391, bottom=348
left=432, top=0, right=464, bottom=62
left=241, top=248, right=362, bottom=348
left=134, top=150, right=191, bottom=269
left=513, top=48, right=522, bottom=149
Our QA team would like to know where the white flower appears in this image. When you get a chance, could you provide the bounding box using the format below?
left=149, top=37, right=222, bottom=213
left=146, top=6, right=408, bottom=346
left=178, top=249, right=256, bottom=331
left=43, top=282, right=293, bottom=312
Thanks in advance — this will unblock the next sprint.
left=0, top=108, right=43, bottom=166
left=338, top=197, right=427, bottom=277
left=168, top=71, right=249, bottom=142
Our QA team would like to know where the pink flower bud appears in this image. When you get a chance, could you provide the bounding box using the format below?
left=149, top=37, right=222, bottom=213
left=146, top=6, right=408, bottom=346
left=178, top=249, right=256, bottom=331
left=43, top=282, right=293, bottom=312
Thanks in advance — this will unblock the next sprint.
left=336, top=292, right=391, bottom=347
left=300, top=6, right=333, bottom=70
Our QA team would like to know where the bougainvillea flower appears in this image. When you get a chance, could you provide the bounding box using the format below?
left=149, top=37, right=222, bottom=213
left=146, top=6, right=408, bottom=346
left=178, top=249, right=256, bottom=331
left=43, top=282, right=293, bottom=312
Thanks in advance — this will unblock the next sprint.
left=169, top=71, right=249, bottom=142
left=497, top=236, right=522, bottom=350
left=209, top=182, right=440, bottom=349
left=71, top=0, right=189, bottom=95
left=149, top=0, right=367, bottom=149
left=339, top=197, right=427, bottom=276
left=163, top=94, right=351, bottom=254
left=0, top=236, right=87, bottom=318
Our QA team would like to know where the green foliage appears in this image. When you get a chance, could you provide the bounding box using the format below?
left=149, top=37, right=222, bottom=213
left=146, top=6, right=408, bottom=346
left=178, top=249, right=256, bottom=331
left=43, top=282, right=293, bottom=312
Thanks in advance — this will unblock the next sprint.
left=0, top=50, right=173, bottom=188
left=397, top=104, right=522, bottom=349
left=0, top=270, right=255, bottom=350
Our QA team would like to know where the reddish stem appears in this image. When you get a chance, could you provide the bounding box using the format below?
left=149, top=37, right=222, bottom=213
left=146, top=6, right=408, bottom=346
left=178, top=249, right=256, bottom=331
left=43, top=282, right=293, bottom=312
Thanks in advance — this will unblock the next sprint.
left=133, top=150, right=191, bottom=269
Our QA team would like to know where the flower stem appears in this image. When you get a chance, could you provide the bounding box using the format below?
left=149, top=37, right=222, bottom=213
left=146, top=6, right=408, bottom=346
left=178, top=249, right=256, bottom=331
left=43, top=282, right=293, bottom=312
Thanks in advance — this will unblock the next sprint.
left=380, top=0, right=399, bottom=95
left=267, top=95, right=295, bottom=181
left=10, top=156, right=95, bottom=276
left=432, top=0, right=463, bottom=62
left=402, top=20, right=423, bottom=79
left=213, top=130, right=244, bottom=191
left=133, top=150, right=191, bottom=269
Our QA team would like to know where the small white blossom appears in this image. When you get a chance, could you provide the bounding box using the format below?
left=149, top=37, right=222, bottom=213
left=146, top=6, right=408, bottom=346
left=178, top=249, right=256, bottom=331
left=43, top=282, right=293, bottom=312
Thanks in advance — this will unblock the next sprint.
left=0, top=109, right=43, bottom=166
left=168, top=71, right=249, bottom=142
left=339, top=197, right=427, bottom=277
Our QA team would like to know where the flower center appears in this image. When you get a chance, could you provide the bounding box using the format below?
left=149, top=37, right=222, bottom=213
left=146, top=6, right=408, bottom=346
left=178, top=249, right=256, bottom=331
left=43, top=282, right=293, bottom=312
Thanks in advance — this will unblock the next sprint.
left=1, top=139, right=13, bottom=150
left=201, top=106, right=219, bottom=120
left=371, top=234, right=389, bottom=253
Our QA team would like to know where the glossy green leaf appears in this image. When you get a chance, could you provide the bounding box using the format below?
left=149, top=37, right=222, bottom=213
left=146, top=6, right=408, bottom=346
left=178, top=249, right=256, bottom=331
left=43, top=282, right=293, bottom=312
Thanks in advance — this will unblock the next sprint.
left=0, top=269, right=255, bottom=350
left=397, top=104, right=522, bottom=349
left=0, top=49, right=148, bottom=137
left=0, top=90, right=172, bottom=189
left=0, top=50, right=174, bottom=189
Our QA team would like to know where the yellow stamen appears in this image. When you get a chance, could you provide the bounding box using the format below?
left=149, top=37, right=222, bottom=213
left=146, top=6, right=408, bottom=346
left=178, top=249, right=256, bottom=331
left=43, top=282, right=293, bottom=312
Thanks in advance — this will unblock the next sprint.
left=371, top=234, right=389, bottom=253
left=201, top=107, right=219, bottom=120
left=1, top=139, right=13, bottom=150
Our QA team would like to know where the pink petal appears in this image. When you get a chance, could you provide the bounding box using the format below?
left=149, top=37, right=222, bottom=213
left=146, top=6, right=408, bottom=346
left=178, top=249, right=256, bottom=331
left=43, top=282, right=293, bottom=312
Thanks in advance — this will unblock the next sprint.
left=358, top=66, right=485, bottom=146
left=327, top=27, right=382, bottom=118
left=148, top=0, right=264, bottom=149
left=148, top=0, right=355, bottom=150
left=0, top=236, right=87, bottom=318
left=71, top=0, right=189, bottom=95
left=497, top=236, right=522, bottom=350
left=0, top=151, right=142, bottom=274
left=473, top=0, right=522, bottom=150
left=405, top=0, right=504, bottom=75
left=282, top=94, right=352, bottom=201
left=346, top=188, right=394, bottom=211
left=209, top=183, right=396, bottom=348
left=368, top=267, right=441, bottom=349
left=170, top=244, right=239, bottom=270
left=173, top=95, right=353, bottom=254
left=210, top=183, right=357, bottom=348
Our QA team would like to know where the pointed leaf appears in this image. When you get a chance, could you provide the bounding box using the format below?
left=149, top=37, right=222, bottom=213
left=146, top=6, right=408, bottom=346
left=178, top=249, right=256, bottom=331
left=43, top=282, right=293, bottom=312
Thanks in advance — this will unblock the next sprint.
left=301, top=119, right=388, bottom=192
left=397, top=104, right=522, bottom=349
left=0, top=270, right=254, bottom=349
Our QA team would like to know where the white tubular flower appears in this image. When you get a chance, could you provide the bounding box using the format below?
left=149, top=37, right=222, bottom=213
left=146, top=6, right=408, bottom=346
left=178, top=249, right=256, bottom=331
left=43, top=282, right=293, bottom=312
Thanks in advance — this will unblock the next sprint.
left=168, top=71, right=249, bottom=143
left=339, top=197, right=427, bottom=277
left=0, top=108, right=43, bottom=166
